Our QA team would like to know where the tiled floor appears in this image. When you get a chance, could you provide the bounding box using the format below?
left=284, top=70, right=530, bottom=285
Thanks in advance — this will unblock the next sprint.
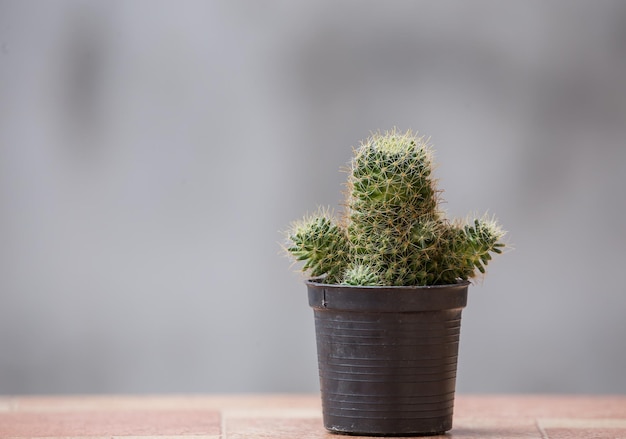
left=0, top=394, right=625, bottom=438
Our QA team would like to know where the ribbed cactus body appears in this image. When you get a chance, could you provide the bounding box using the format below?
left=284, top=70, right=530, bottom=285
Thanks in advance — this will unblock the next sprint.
left=285, top=129, right=505, bottom=286
left=348, top=131, right=444, bottom=286
left=349, top=135, right=438, bottom=214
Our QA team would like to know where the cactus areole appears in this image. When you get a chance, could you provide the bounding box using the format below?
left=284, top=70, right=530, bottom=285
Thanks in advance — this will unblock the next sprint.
left=285, top=129, right=506, bottom=287
left=284, top=129, right=506, bottom=436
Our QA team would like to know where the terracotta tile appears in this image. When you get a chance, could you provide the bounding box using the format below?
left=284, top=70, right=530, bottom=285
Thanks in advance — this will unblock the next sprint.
left=223, top=406, right=326, bottom=439
left=544, top=428, right=626, bottom=439
left=224, top=415, right=330, bottom=439
left=455, top=395, right=626, bottom=420
left=449, top=417, right=542, bottom=438
left=0, top=398, right=13, bottom=411
left=0, top=409, right=221, bottom=438
left=3, top=395, right=626, bottom=439
left=0, top=436, right=220, bottom=439
left=224, top=408, right=321, bottom=419
left=539, top=418, right=626, bottom=429
left=12, top=394, right=321, bottom=412
left=11, top=396, right=214, bottom=412
left=225, top=413, right=541, bottom=439
left=539, top=417, right=626, bottom=439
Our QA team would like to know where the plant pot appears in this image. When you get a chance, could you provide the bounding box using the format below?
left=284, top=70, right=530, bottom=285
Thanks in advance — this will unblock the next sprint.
left=307, top=279, right=469, bottom=436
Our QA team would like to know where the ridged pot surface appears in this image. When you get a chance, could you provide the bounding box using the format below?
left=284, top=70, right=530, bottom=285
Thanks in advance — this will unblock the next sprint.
left=307, top=280, right=469, bottom=436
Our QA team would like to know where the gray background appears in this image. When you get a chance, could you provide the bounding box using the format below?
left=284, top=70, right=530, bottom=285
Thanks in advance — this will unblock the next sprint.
left=1, top=0, right=625, bottom=395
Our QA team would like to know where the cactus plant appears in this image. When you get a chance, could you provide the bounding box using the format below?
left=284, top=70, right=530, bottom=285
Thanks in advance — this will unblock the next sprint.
left=285, top=129, right=505, bottom=286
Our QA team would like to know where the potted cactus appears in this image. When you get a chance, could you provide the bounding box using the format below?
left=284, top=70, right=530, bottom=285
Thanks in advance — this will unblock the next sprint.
left=284, top=129, right=506, bottom=436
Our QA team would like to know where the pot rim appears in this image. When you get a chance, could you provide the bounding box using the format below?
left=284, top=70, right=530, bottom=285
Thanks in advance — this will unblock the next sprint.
left=306, top=278, right=469, bottom=312
left=306, top=278, right=471, bottom=290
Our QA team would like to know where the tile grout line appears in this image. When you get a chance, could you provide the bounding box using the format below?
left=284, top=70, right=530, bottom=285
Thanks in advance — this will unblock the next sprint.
left=221, top=408, right=227, bottom=439
left=535, top=418, right=550, bottom=439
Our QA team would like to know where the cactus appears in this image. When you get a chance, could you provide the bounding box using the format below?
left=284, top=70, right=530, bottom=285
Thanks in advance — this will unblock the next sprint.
left=286, top=214, right=350, bottom=284
left=285, top=129, right=506, bottom=286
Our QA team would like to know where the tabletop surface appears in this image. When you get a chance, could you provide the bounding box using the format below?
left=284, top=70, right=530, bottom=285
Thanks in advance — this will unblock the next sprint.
left=1, top=394, right=626, bottom=438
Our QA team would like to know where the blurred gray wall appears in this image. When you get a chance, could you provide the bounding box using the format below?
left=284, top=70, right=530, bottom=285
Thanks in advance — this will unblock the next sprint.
left=1, top=0, right=625, bottom=394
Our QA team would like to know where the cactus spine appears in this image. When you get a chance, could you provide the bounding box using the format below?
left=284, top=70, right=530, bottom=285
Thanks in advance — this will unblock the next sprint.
left=285, top=129, right=505, bottom=286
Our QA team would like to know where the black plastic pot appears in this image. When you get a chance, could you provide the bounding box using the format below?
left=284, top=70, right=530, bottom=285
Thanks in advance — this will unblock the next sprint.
left=307, top=280, right=469, bottom=436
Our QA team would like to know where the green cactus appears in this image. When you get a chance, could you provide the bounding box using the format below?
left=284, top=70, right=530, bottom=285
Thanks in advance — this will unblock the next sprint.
left=286, top=213, right=350, bottom=284
left=285, top=129, right=506, bottom=286
left=343, top=264, right=381, bottom=286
